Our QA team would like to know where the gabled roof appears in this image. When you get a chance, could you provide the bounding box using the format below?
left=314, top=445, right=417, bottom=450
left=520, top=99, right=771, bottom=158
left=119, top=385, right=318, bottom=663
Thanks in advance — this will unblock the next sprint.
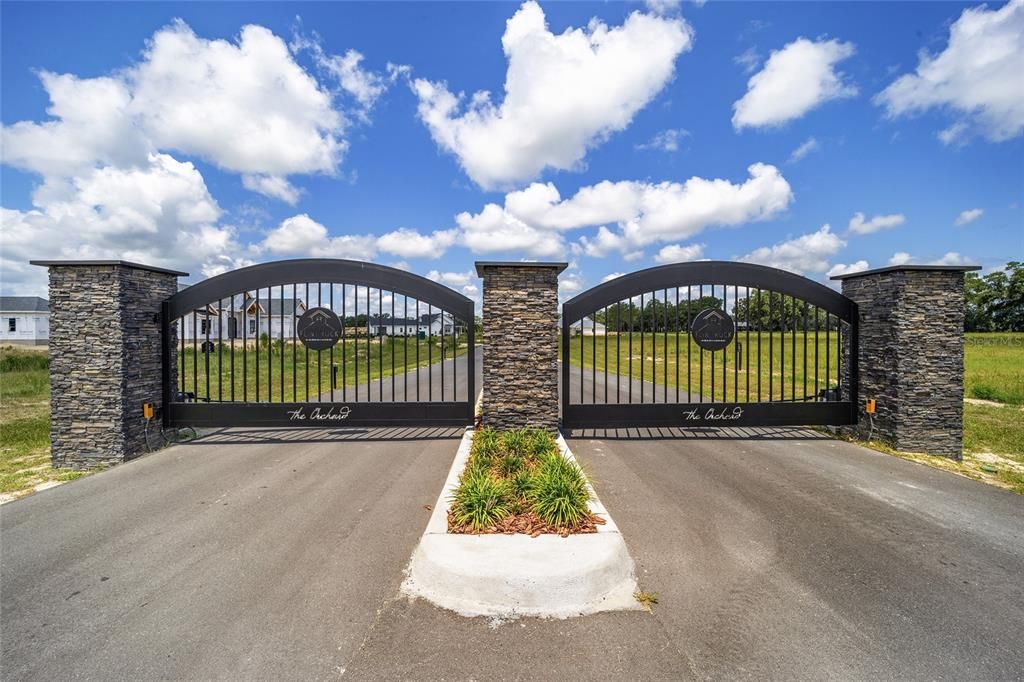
left=0, top=296, right=48, bottom=312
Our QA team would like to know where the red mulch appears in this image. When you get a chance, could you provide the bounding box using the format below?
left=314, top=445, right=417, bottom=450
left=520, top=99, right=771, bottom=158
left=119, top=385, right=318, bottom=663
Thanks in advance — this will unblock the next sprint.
left=448, top=510, right=607, bottom=537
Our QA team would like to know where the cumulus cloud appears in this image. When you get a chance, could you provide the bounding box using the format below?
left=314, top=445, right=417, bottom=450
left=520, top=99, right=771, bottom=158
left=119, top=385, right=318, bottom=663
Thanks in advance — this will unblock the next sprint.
left=635, top=128, right=690, bottom=152
left=788, top=137, right=819, bottom=163
left=377, top=228, right=459, bottom=259
left=876, top=0, right=1024, bottom=144
left=887, top=251, right=972, bottom=266
left=826, top=260, right=870, bottom=278
left=846, top=211, right=906, bottom=235
left=261, top=214, right=378, bottom=260
left=733, top=37, right=857, bottom=129
left=601, top=272, right=626, bottom=283
left=654, top=243, right=705, bottom=264
left=458, top=163, right=792, bottom=258
left=889, top=251, right=913, bottom=266
left=954, top=208, right=984, bottom=225
left=739, top=224, right=846, bottom=274
left=426, top=269, right=481, bottom=305
left=412, top=1, right=693, bottom=189
left=734, top=47, right=761, bottom=74
left=0, top=154, right=245, bottom=294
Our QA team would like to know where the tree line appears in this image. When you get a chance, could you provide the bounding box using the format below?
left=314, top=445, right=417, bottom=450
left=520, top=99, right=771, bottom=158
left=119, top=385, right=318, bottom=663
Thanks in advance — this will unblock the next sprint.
left=965, top=261, right=1023, bottom=332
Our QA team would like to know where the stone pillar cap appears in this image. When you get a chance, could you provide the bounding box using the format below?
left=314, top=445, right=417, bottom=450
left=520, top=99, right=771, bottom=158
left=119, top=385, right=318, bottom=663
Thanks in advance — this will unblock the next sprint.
left=830, top=264, right=980, bottom=281
left=474, top=261, right=569, bottom=277
left=30, top=259, right=189, bottom=277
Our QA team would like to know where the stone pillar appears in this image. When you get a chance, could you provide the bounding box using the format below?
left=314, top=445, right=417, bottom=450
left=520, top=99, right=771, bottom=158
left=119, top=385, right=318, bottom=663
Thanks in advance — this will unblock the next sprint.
left=832, top=265, right=979, bottom=460
left=31, top=260, right=186, bottom=469
left=475, top=261, right=567, bottom=431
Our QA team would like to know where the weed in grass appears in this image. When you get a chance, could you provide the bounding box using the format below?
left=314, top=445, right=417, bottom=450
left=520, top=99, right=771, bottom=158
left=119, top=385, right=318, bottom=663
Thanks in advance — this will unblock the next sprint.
left=529, top=456, right=591, bottom=528
left=634, top=591, right=659, bottom=611
left=450, top=469, right=512, bottom=531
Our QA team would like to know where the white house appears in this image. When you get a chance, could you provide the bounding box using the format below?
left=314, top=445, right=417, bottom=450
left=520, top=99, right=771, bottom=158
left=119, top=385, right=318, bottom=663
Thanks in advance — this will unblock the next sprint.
left=0, top=297, right=49, bottom=345
left=181, top=293, right=307, bottom=341
left=368, top=312, right=459, bottom=337
left=569, top=316, right=607, bottom=336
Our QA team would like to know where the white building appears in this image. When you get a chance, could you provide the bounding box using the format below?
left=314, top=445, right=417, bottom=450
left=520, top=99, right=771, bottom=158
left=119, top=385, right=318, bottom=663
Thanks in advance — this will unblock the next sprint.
left=369, top=312, right=458, bottom=337
left=0, top=297, right=49, bottom=345
left=181, top=293, right=307, bottom=341
left=569, top=316, right=607, bottom=336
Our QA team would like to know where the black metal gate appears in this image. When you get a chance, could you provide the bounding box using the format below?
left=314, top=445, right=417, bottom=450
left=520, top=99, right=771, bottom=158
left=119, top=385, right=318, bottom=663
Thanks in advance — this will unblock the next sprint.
left=162, top=259, right=475, bottom=428
left=561, top=261, right=857, bottom=429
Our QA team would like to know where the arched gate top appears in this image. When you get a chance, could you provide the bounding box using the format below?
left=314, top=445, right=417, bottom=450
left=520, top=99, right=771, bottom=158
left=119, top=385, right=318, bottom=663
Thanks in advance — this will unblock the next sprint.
left=167, top=258, right=474, bottom=320
left=562, top=261, right=855, bottom=322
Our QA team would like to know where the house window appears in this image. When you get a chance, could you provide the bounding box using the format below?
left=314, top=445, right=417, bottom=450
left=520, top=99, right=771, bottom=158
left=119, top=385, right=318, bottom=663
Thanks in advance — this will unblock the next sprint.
left=7, top=318, right=15, bottom=332
left=200, top=319, right=210, bottom=334
left=249, top=319, right=257, bottom=334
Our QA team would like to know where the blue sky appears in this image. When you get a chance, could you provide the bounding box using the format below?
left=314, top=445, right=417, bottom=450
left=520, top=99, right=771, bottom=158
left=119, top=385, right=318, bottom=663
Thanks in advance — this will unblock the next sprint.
left=2, top=0, right=1022, bottom=302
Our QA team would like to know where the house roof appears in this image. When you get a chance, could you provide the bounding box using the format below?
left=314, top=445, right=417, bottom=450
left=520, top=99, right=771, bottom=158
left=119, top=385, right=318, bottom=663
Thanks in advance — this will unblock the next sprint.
left=0, top=296, right=49, bottom=312
left=368, top=316, right=421, bottom=326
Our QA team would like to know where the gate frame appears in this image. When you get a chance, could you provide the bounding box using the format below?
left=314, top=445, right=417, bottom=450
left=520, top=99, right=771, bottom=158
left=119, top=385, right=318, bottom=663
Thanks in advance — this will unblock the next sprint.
left=162, top=258, right=475, bottom=429
left=561, top=261, right=858, bottom=429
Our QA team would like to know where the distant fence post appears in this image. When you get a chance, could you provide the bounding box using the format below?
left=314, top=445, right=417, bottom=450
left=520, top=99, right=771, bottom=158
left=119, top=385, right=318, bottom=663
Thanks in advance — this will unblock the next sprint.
left=475, top=261, right=567, bottom=431
left=31, top=260, right=186, bottom=469
left=832, top=264, right=980, bottom=460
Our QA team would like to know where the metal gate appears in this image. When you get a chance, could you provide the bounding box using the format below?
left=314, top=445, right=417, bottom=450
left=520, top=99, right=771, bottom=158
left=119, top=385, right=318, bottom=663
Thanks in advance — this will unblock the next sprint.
left=162, top=259, right=475, bottom=428
left=561, top=261, right=857, bottom=429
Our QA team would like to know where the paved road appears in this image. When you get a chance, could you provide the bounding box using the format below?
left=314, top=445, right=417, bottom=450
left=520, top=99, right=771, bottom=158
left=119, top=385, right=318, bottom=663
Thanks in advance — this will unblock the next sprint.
left=3, top=353, right=1023, bottom=679
left=318, top=347, right=481, bottom=403
left=564, top=359, right=699, bottom=404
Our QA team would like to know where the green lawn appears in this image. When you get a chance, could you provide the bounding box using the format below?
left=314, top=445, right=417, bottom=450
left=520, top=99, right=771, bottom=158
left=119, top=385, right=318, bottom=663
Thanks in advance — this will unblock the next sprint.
left=965, top=332, right=1024, bottom=405
left=566, top=331, right=844, bottom=402
left=178, top=336, right=468, bottom=402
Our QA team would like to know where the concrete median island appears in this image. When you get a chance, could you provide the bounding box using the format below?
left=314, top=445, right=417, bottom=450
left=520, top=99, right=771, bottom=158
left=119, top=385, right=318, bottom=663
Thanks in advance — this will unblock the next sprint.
left=402, top=428, right=639, bottom=618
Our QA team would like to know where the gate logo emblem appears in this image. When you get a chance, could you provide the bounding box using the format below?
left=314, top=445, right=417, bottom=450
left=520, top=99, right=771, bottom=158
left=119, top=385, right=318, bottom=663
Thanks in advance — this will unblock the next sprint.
left=296, top=307, right=342, bottom=350
left=690, top=308, right=735, bottom=351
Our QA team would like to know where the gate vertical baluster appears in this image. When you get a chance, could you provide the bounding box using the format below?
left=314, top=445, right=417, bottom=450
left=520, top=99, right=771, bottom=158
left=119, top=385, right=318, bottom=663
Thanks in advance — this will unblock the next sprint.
left=428, top=304, right=433, bottom=402
left=745, top=287, right=750, bottom=401
left=698, top=285, right=703, bottom=403
left=304, top=283, right=310, bottom=402
left=341, top=284, right=347, bottom=403
left=814, top=305, right=819, bottom=399
left=328, top=284, right=333, bottom=401
left=792, top=296, right=797, bottom=401
left=734, top=285, right=739, bottom=403
left=616, top=303, right=621, bottom=404
left=352, top=286, right=358, bottom=403
left=639, top=293, right=644, bottom=404
left=230, top=295, right=235, bottom=402
left=416, top=299, right=421, bottom=402
left=592, top=310, right=596, bottom=405
left=663, top=289, right=669, bottom=403
left=675, top=287, right=680, bottom=404
left=756, top=289, right=761, bottom=402
left=628, top=300, right=633, bottom=404
left=192, top=311, right=198, bottom=401
left=391, top=293, right=396, bottom=403
left=242, top=293, right=248, bottom=401
left=837, top=317, right=844, bottom=396
left=267, top=288, right=272, bottom=402
left=803, top=301, right=808, bottom=401
left=318, top=283, right=323, bottom=403
left=710, top=286, right=715, bottom=402
left=293, top=284, right=298, bottom=402
left=280, top=285, right=285, bottom=402
left=825, top=312, right=831, bottom=399
left=580, top=310, right=584, bottom=404
left=453, top=310, right=458, bottom=402
left=366, top=288, right=371, bottom=399
left=204, top=303, right=211, bottom=402
left=780, top=294, right=785, bottom=403
left=687, top=286, right=692, bottom=402
left=770, top=292, right=775, bottom=400
left=379, top=290, right=384, bottom=402
left=603, top=306, right=608, bottom=405
left=217, top=297, right=223, bottom=403
left=404, top=296, right=408, bottom=401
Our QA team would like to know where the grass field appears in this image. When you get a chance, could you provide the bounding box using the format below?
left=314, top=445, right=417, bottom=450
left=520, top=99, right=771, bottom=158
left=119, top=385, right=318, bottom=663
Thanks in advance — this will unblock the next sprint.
left=178, top=336, right=468, bottom=402
left=566, top=331, right=844, bottom=402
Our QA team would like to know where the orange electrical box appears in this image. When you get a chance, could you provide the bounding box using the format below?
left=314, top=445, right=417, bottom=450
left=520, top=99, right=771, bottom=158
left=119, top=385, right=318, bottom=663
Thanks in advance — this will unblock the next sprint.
left=865, top=399, right=876, bottom=414
left=143, top=402, right=155, bottom=419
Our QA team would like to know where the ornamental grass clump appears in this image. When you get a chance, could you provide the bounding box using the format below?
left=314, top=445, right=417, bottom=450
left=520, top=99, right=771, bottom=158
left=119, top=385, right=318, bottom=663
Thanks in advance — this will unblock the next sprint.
left=448, top=427, right=598, bottom=535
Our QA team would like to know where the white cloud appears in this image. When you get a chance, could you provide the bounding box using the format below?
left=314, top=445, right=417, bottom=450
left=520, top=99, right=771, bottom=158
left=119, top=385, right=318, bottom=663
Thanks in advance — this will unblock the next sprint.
left=732, top=37, right=857, bottom=129
left=734, top=47, right=761, bottom=74
left=876, top=0, right=1024, bottom=143
left=886, top=251, right=972, bottom=266
left=740, top=224, right=846, bottom=274
left=261, top=214, right=378, bottom=260
left=601, top=272, right=626, bottom=283
left=645, top=0, right=682, bottom=15
left=460, top=163, right=792, bottom=258
left=376, top=228, right=458, bottom=259
left=635, top=128, right=690, bottom=152
left=889, top=252, right=913, bottom=266
left=0, top=154, right=244, bottom=294
left=426, top=269, right=481, bottom=305
left=826, top=260, right=869, bottom=278
left=847, top=211, right=906, bottom=235
left=954, top=208, right=983, bottom=225
left=654, top=243, right=705, bottom=264
left=241, top=175, right=302, bottom=204
left=788, top=137, right=819, bottom=163
left=412, top=1, right=693, bottom=189
left=560, top=271, right=585, bottom=295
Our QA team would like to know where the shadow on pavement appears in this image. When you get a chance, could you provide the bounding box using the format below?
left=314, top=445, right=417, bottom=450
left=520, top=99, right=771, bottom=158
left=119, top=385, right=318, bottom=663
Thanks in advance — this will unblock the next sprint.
left=188, top=425, right=466, bottom=444
left=562, top=425, right=832, bottom=440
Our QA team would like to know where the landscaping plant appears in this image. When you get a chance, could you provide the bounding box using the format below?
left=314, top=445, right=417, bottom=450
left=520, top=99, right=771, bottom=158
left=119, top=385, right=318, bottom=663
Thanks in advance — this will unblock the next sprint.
left=448, top=427, right=599, bottom=534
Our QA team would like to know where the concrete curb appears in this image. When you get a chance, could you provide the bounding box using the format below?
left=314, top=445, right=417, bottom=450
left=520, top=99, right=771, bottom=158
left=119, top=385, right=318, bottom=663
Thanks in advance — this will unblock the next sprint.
left=401, top=429, right=640, bottom=619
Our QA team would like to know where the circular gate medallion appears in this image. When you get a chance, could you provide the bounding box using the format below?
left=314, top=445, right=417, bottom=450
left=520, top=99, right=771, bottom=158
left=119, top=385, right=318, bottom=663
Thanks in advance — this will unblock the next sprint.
left=690, top=308, right=736, bottom=351
left=296, top=307, right=342, bottom=350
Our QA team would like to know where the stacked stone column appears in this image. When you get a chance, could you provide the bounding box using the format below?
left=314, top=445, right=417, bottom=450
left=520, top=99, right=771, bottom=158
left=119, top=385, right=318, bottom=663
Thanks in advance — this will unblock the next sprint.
left=31, top=260, right=185, bottom=469
left=832, top=265, right=979, bottom=460
left=475, top=262, right=567, bottom=431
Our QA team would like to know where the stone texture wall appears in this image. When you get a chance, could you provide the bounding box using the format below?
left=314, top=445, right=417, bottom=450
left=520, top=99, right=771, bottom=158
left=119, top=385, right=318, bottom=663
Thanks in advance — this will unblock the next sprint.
left=46, top=264, right=179, bottom=469
left=840, top=269, right=968, bottom=459
left=478, top=264, right=564, bottom=431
